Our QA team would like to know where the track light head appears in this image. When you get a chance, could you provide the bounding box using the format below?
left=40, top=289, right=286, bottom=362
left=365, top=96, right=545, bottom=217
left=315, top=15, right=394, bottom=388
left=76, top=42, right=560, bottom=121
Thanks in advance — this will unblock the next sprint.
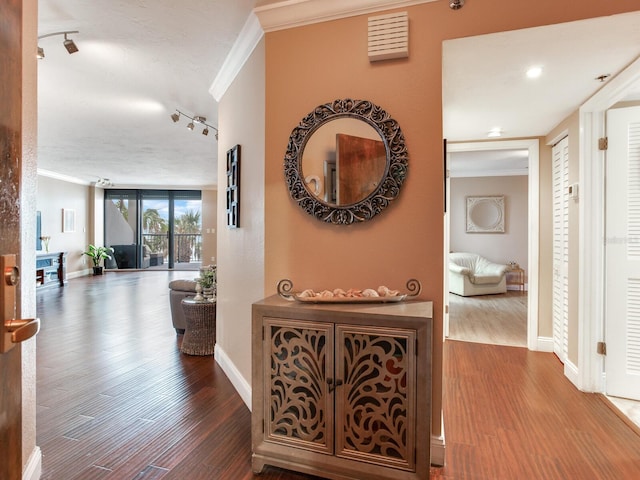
left=171, top=109, right=218, bottom=140
left=38, top=30, right=79, bottom=57
left=63, top=33, right=79, bottom=54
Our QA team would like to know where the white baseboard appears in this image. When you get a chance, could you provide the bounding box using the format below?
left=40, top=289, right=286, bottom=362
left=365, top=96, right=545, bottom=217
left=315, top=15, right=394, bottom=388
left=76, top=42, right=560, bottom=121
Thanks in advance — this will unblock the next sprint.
left=431, top=433, right=446, bottom=466
left=564, top=358, right=580, bottom=389
left=215, top=344, right=252, bottom=411
left=431, top=412, right=446, bottom=466
left=68, top=269, right=91, bottom=279
left=536, top=336, right=554, bottom=352
left=23, top=446, right=41, bottom=480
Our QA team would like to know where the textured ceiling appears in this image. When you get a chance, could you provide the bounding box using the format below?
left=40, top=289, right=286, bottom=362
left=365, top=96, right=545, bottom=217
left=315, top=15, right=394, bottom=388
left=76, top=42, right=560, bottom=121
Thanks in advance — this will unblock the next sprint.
left=37, top=3, right=640, bottom=187
left=38, top=0, right=256, bottom=189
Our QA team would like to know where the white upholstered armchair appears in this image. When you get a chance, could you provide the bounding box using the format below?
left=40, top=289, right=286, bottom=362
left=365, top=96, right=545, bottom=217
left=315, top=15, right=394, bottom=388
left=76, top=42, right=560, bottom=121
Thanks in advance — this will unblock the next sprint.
left=448, top=252, right=508, bottom=296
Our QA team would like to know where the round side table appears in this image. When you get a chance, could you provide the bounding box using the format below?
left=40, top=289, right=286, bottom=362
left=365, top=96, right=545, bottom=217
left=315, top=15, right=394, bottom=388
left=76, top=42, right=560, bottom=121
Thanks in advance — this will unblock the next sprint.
left=180, top=298, right=216, bottom=355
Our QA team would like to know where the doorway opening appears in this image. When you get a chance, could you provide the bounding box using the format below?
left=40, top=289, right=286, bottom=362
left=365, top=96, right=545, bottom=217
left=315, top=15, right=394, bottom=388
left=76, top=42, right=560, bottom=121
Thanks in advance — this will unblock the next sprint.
left=444, top=140, right=540, bottom=350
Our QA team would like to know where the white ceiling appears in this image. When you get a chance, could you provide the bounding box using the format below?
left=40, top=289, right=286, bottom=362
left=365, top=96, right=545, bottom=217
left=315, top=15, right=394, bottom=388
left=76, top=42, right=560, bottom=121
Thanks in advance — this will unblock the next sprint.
left=444, top=11, right=640, bottom=175
left=37, top=3, right=640, bottom=187
left=38, top=0, right=256, bottom=189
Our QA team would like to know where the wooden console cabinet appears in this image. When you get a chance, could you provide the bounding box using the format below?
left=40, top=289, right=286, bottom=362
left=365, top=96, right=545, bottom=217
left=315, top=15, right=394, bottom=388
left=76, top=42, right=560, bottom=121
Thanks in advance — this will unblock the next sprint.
left=252, top=295, right=432, bottom=480
left=36, top=252, right=67, bottom=289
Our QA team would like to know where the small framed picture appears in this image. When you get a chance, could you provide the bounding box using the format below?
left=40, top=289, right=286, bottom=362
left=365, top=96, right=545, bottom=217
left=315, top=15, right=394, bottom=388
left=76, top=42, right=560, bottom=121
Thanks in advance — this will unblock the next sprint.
left=226, top=145, right=241, bottom=228
left=62, top=208, right=75, bottom=233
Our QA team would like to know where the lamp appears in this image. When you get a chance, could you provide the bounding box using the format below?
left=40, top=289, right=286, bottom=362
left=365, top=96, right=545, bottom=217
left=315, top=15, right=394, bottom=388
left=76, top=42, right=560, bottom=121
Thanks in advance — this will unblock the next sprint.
left=37, top=30, right=80, bottom=59
left=170, top=109, right=219, bottom=140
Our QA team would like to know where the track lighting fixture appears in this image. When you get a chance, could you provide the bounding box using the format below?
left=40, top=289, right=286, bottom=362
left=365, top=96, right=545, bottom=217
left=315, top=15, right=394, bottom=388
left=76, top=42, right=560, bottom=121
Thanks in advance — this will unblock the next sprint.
left=95, top=178, right=113, bottom=187
left=37, top=30, right=80, bottom=59
left=170, top=109, right=219, bottom=140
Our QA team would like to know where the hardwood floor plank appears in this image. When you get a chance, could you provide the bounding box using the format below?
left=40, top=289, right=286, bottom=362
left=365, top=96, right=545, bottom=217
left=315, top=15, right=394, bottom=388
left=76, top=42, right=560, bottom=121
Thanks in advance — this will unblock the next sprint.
left=448, top=291, right=527, bottom=347
left=36, top=273, right=640, bottom=479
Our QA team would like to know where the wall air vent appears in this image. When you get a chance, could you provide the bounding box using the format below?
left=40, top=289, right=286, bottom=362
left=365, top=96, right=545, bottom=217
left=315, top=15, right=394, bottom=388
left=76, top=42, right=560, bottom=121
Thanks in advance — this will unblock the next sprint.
left=368, top=11, right=409, bottom=62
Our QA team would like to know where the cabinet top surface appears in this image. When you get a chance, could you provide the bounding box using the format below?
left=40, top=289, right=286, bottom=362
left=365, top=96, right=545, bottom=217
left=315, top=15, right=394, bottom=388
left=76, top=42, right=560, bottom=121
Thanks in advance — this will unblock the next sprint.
left=254, top=295, right=433, bottom=319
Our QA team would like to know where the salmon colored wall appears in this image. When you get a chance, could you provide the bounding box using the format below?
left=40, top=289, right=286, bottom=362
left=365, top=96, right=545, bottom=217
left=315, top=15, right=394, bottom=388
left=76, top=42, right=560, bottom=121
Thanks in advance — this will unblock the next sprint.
left=263, top=0, right=639, bottom=445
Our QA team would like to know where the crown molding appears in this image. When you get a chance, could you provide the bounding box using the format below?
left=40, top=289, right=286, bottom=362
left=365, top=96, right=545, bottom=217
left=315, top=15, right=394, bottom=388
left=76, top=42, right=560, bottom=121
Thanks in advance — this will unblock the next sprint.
left=254, top=0, right=437, bottom=32
left=450, top=168, right=529, bottom=178
left=37, top=169, right=90, bottom=185
left=209, top=12, right=264, bottom=102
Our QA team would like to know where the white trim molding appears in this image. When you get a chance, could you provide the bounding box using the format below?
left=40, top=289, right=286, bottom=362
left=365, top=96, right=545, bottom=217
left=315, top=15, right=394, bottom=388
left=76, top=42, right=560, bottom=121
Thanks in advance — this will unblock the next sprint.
left=537, top=336, right=554, bottom=353
left=23, top=446, right=41, bottom=480
left=430, top=412, right=446, bottom=466
left=446, top=139, right=540, bottom=351
left=209, top=12, right=264, bottom=102
left=577, top=55, right=640, bottom=393
left=254, top=0, right=437, bottom=32
left=214, top=344, right=252, bottom=410
left=37, top=169, right=89, bottom=186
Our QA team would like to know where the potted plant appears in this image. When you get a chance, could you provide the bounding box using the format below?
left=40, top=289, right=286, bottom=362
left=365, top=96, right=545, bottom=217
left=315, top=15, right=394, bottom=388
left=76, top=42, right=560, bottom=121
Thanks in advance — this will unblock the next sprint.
left=199, top=265, right=217, bottom=300
left=82, top=244, right=114, bottom=275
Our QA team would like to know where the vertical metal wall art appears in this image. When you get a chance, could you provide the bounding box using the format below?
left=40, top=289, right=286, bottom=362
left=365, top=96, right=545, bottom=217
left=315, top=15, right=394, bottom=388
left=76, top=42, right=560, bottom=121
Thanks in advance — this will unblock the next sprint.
left=226, top=144, right=241, bottom=228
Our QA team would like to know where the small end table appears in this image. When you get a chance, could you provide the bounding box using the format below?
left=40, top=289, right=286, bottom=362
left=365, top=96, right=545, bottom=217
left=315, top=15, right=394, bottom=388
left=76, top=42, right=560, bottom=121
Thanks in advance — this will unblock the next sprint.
left=506, top=266, right=525, bottom=293
left=180, top=298, right=216, bottom=355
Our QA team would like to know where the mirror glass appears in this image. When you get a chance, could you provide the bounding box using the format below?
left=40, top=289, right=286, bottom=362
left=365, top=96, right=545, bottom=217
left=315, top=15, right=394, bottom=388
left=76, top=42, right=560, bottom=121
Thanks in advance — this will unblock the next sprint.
left=466, top=196, right=505, bottom=233
left=284, top=99, right=408, bottom=225
left=301, top=118, right=386, bottom=206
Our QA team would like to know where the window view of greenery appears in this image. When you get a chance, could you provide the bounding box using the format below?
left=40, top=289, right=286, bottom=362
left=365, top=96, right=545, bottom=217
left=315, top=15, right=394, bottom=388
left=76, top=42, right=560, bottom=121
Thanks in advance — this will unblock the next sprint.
left=142, top=199, right=202, bottom=265
left=105, top=190, right=202, bottom=269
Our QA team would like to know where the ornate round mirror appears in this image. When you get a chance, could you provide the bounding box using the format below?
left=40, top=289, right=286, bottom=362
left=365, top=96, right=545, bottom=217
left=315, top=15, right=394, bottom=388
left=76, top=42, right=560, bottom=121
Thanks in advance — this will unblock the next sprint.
left=284, top=99, right=408, bottom=225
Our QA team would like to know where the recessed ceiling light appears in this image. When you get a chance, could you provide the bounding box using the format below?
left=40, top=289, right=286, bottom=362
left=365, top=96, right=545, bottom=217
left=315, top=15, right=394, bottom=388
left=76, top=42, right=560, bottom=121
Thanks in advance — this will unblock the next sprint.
left=487, top=127, right=503, bottom=138
left=526, top=66, right=543, bottom=79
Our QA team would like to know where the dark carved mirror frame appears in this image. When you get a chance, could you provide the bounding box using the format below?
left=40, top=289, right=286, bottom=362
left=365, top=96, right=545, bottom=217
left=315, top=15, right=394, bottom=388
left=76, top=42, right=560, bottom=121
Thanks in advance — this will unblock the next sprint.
left=284, top=99, right=408, bottom=225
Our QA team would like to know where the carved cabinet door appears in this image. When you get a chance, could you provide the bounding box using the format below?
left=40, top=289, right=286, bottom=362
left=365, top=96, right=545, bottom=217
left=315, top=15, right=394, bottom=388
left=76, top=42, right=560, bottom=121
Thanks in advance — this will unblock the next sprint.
left=263, top=317, right=335, bottom=453
left=262, top=318, right=417, bottom=472
left=334, top=325, right=417, bottom=471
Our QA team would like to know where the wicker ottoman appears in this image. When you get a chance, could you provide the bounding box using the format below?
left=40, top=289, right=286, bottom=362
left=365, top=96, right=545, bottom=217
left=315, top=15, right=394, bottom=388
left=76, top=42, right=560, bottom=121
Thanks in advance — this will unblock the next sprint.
left=180, top=298, right=216, bottom=355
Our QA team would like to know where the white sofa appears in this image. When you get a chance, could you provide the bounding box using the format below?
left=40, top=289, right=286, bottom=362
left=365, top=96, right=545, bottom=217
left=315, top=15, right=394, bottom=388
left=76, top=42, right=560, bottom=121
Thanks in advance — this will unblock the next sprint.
left=448, top=252, right=508, bottom=296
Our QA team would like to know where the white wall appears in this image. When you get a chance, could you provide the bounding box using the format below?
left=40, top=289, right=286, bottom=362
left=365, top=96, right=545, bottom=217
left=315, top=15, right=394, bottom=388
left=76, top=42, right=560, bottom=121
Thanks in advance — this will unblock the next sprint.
left=215, top=37, right=265, bottom=407
left=36, top=175, right=91, bottom=277
left=450, top=175, right=528, bottom=277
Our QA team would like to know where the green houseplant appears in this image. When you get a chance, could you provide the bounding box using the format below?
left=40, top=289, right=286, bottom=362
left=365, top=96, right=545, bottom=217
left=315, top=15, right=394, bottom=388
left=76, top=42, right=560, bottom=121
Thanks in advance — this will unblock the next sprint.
left=82, top=244, right=114, bottom=275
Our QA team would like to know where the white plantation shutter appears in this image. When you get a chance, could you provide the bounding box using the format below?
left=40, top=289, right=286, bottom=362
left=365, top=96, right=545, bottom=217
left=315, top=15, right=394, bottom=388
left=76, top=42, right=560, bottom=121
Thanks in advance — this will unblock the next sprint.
left=552, top=137, right=569, bottom=363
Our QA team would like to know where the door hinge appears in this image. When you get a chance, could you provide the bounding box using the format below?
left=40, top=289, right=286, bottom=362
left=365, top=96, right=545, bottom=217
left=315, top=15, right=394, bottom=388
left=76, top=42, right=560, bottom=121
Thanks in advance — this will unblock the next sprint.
left=597, top=341, right=606, bottom=355
left=598, top=137, right=608, bottom=150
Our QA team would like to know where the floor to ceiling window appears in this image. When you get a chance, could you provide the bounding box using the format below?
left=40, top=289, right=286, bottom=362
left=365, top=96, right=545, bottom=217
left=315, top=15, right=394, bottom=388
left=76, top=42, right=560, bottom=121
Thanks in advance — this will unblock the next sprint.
left=105, top=190, right=202, bottom=270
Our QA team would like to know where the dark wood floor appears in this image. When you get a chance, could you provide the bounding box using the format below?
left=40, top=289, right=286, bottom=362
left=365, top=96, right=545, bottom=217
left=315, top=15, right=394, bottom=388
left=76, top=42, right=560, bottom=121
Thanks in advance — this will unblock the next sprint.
left=36, top=272, right=640, bottom=479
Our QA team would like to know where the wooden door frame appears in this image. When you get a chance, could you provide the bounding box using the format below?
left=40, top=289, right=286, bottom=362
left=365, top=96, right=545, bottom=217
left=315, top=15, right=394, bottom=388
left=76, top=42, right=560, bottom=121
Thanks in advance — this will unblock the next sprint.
left=444, top=139, right=540, bottom=351
left=578, top=56, right=640, bottom=393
